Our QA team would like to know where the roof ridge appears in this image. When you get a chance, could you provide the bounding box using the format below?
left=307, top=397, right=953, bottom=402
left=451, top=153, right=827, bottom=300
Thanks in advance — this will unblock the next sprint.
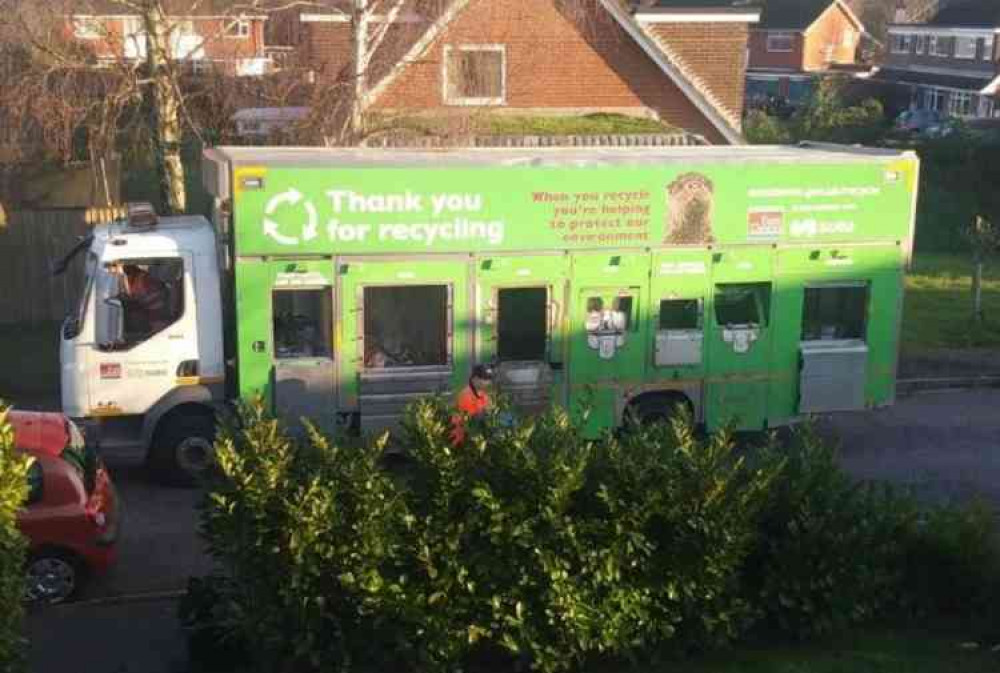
left=638, top=23, right=742, bottom=130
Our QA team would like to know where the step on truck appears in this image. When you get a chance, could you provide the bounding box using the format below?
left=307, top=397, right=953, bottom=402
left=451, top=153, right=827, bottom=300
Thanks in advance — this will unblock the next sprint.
left=59, top=144, right=920, bottom=484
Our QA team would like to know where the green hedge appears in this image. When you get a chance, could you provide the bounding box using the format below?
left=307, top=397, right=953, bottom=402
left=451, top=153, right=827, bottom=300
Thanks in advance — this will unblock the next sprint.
left=0, top=407, right=29, bottom=673
left=192, top=401, right=1000, bottom=672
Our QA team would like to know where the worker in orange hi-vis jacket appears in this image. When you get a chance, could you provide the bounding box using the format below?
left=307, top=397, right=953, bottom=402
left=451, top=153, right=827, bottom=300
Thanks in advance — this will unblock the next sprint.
left=450, top=364, right=495, bottom=446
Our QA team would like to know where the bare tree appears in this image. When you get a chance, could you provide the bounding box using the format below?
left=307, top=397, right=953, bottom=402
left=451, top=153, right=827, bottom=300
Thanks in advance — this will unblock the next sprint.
left=963, top=215, right=1000, bottom=325
left=0, top=0, right=308, bottom=214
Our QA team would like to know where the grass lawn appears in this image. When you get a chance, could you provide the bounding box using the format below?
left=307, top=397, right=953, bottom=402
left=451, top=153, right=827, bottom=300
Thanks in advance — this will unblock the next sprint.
left=903, top=253, right=1000, bottom=351
left=664, top=627, right=998, bottom=673
left=371, top=112, right=676, bottom=138
left=0, top=321, right=62, bottom=409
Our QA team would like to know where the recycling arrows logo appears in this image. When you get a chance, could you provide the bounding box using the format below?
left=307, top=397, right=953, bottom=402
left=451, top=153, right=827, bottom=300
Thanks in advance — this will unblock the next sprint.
left=263, top=189, right=319, bottom=246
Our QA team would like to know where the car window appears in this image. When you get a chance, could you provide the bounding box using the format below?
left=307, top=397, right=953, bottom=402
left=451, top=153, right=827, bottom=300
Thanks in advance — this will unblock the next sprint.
left=26, top=458, right=43, bottom=507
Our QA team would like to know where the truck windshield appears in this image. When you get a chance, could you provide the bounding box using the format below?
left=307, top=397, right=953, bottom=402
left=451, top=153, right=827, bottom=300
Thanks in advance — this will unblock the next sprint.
left=63, top=253, right=97, bottom=340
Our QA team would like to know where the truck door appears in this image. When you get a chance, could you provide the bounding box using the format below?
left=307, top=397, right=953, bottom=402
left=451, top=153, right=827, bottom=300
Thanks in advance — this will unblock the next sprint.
left=477, top=255, right=568, bottom=414
left=87, top=254, right=197, bottom=418
left=268, top=262, right=337, bottom=433
left=568, top=286, right=646, bottom=433
left=648, top=251, right=712, bottom=415
left=705, top=249, right=775, bottom=431
left=340, top=259, right=470, bottom=435
left=568, top=253, right=649, bottom=434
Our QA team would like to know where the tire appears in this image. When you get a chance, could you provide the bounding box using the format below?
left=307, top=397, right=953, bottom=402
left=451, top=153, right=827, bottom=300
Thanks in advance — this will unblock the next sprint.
left=627, top=395, right=691, bottom=429
left=25, top=550, right=82, bottom=605
left=149, top=412, right=216, bottom=488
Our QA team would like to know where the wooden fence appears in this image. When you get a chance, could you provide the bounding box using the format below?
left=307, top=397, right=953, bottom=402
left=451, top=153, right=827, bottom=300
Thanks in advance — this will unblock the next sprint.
left=0, top=209, right=123, bottom=326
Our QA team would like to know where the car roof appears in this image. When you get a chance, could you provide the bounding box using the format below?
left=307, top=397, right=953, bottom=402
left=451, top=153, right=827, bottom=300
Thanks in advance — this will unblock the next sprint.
left=8, top=411, right=69, bottom=458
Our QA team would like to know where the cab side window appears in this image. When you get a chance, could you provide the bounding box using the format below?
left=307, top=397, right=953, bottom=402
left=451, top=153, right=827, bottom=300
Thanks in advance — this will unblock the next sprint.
left=97, top=259, right=185, bottom=348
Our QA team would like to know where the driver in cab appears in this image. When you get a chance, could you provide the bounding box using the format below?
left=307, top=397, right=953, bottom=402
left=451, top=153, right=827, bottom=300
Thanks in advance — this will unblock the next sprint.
left=113, top=263, right=170, bottom=337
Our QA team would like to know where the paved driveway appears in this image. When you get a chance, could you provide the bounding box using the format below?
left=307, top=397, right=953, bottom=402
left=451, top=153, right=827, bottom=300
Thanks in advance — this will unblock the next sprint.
left=83, top=461, right=213, bottom=601
left=824, top=389, right=1000, bottom=516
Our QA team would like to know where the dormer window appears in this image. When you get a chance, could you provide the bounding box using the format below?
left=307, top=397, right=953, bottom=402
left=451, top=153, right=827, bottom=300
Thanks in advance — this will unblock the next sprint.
left=766, top=31, right=795, bottom=53
left=226, top=19, right=251, bottom=39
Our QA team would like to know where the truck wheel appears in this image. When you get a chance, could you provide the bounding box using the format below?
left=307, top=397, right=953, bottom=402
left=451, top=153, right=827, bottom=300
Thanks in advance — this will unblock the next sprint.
left=627, top=395, right=691, bottom=429
left=149, top=414, right=216, bottom=488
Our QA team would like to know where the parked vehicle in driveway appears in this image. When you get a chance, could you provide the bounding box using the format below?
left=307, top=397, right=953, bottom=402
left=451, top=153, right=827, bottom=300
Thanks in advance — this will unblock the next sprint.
left=894, top=109, right=946, bottom=135
left=11, top=410, right=119, bottom=603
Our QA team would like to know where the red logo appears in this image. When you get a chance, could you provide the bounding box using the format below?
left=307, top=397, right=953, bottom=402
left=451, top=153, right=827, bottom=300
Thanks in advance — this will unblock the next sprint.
left=100, top=363, right=122, bottom=380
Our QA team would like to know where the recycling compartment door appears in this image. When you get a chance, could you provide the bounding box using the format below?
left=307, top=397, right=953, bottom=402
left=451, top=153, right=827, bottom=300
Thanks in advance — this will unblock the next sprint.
left=705, top=249, right=775, bottom=431
left=476, top=255, right=569, bottom=414
left=569, top=285, right=645, bottom=434
left=269, top=262, right=337, bottom=434
left=339, top=259, right=470, bottom=435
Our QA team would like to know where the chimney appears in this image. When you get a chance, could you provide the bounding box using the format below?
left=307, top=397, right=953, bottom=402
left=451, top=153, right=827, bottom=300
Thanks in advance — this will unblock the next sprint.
left=894, top=0, right=908, bottom=24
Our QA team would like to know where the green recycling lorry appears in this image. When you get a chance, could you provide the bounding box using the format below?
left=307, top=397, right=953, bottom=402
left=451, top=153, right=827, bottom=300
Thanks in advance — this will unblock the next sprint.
left=59, top=144, right=919, bottom=483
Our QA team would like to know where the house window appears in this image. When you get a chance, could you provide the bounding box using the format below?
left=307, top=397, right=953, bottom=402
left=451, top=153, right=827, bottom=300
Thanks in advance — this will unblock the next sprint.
left=985, top=35, right=995, bottom=61
left=767, top=31, right=795, bottom=53
left=841, top=30, right=854, bottom=48
left=955, top=36, right=978, bottom=59
left=890, top=33, right=913, bottom=54
left=73, top=16, right=101, bottom=40
left=948, top=90, right=974, bottom=117
left=444, top=45, right=505, bottom=106
left=981, top=97, right=996, bottom=118
left=924, top=87, right=946, bottom=111
left=226, top=19, right=250, bottom=38
left=930, top=35, right=953, bottom=57
left=915, top=35, right=929, bottom=54
left=123, top=16, right=147, bottom=59
left=174, top=20, right=196, bottom=36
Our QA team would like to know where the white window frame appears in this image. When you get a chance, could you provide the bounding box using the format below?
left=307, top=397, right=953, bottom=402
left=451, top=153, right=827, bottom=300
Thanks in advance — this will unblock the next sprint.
left=981, top=97, right=996, bottom=118
left=123, top=16, right=147, bottom=60
left=766, top=31, right=795, bottom=53
left=73, top=16, right=101, bottom=40
left=930, top=35, right=952, bottom=57
left=841, top=30, right=854, bottom=48
left=924, top=87, right=945, bottom=112
left=985, top=35, right=995, bottom=61
left=890, top=33, right=913, bottom=54
left=915, top=34, right=929, bottom=54
left=442, top=44, right=506, bottom=107
left=225, top=18, right=251, bottom=39
left=948, top=90, right=974, bottom=117
left=955, top=36, right=977, bottom=59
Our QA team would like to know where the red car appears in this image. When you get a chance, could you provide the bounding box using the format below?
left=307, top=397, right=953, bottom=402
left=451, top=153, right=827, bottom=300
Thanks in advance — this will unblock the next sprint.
left=11, top=410, right=120, bottom=603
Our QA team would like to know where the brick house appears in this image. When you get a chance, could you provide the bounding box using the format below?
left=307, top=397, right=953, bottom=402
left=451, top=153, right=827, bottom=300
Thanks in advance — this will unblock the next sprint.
left=68, top=0, right=272, bottom=76
left=298, top=0, right=761, bottom=144
left=746, top=0, right=865, bottom=106
left=871, top=1, right=1000, bottom=119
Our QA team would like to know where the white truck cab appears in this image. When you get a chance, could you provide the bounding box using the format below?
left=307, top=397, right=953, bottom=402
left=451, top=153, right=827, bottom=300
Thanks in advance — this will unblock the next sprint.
left=59, top=205, right=224, bottom=485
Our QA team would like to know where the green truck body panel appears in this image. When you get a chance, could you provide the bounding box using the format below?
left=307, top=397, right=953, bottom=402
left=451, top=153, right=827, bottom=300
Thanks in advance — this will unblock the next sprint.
left=206, top=146, right=919, bottom=433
